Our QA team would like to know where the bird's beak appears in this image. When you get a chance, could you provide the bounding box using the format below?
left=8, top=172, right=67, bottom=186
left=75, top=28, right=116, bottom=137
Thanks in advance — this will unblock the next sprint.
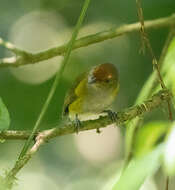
left=88, top=75, right=96, bottom=84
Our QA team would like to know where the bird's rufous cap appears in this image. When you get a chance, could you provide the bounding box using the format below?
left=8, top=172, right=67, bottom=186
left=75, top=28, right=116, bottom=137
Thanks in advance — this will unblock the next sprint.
left=92, top=63, right=118, bottom=82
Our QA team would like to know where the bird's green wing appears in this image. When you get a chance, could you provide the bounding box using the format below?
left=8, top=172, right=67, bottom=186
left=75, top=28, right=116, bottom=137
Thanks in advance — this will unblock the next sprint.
left=62, top=72, right=87, bottom=116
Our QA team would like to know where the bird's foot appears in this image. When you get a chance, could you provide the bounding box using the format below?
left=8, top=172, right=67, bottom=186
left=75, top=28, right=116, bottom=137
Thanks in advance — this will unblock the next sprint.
left=96, top=128, right=101, bottom=134
left=103, top=110, right=118, bottom=122
left=73, top=114, right=82, bottom=134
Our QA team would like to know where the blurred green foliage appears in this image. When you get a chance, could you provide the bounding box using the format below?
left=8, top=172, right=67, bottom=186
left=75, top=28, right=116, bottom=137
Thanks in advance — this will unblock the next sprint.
left=163, top=122, right=175, bottom=176
left=0, top=0, right=175, bottom=189
left=0, top=97, right=10, bottom=131
left=113, top=145, right=163, bottom=190
left=133, top=121, right=169, bottom=157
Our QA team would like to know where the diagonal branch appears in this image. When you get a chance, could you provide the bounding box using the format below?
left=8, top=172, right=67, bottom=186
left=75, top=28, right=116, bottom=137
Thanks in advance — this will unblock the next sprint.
left=0, top=14, right=175, bottom=68
left=0, top=89, right=171, bottom=141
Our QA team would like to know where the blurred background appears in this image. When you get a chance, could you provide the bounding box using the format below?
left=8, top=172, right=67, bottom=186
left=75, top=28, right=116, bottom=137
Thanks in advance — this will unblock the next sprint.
left=0, top=0, right=175, bottom=189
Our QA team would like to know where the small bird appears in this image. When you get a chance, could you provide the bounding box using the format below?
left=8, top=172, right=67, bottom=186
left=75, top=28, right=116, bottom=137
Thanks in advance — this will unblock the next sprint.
left=63, top=63, right=119, bottom=127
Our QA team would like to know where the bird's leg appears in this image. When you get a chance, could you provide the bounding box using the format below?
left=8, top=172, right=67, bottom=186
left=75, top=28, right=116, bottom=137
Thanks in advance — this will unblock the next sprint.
left=73, top=114, right=82, bottom=134
left=96, top=128, right=101, bottom=134
left=103, top=110, right=118, bottom=122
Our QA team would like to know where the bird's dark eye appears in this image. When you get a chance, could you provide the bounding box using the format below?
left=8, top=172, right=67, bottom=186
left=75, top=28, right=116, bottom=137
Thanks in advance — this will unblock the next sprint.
left=105, top=79, right=110, bottom=83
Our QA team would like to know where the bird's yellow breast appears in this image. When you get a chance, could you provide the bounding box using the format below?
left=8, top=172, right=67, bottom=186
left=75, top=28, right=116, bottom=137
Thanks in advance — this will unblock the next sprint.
left=74, top=78, right=87, bottom=97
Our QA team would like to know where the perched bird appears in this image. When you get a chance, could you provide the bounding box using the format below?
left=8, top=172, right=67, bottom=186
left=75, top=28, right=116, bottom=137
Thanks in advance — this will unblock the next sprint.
left=63, top=63, right=119, bottom=126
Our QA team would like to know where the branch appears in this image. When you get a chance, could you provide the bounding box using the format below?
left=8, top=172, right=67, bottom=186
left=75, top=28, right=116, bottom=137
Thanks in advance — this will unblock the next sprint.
left=136, top=0, right=173, bottom=124
left=0, top=38, right=29, bottom=56
left=0, top=14, right=175, bottom=68
left=0, top=89, right=171, bottom=141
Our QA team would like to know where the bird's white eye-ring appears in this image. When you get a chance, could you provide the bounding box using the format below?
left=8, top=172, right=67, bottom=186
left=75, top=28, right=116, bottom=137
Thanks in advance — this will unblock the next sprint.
left=88, top=75, right=96, bottom=84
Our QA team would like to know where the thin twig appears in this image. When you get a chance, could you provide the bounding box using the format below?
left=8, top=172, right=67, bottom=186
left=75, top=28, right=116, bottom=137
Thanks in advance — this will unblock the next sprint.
left=166, top=177, right=169, bottom=190
left=0, top=14, right=175, bottom=67
left=136, top=0, right=173, bottom=119
left=136, top=1, right=165, bottom=87
left=136, top=1, right=173, bottom=189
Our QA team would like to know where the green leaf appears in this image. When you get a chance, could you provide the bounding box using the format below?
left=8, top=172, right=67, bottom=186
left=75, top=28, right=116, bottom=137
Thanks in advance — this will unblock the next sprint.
left=161, top=37, right=175, bottom=100
left=0, top=175, right=11, bottom=190
left=0, top=97, right=10, bottom=131
left=161, top=37, right=175, bottom=74
left=133, top=121, right=169, bottom=157
left=163, top=122, right=175, bottom=176
left=112, top=145, right=163, bottom=190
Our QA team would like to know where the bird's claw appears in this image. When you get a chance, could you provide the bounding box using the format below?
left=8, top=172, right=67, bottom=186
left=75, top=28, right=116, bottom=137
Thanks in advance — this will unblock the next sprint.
left=103, top=110, right=118, bottom=122
left=96, top=128, right=101, bottom=134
